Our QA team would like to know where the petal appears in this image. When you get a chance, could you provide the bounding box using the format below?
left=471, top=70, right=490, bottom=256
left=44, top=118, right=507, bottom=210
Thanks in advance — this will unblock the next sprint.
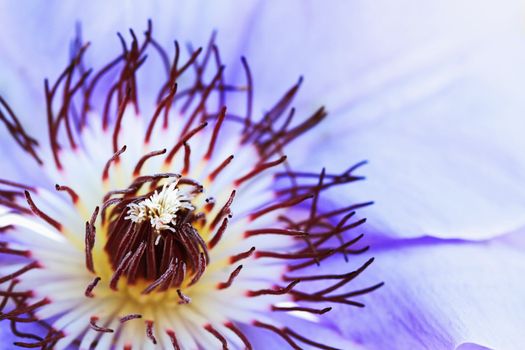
left=312, top=233, right=525, bottom=349
left=302, top=69, right=525, bottom=239
left=226, top=0, right=525, bottom=112
left=456, top=343, right=492, bottom=350
left=270, top=0, right=525, bottom=240
left=0, top=325, right=19, bottom=347
left=0, top=0, right=260, bottom=88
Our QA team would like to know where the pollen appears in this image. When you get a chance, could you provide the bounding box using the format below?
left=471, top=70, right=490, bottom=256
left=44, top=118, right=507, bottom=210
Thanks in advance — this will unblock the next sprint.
left=125, top=180, right=195, bottom=234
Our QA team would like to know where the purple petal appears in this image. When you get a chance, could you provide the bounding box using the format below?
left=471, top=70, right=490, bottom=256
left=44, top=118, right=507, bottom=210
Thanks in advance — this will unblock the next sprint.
left=310, top=233, right=525, bottom=349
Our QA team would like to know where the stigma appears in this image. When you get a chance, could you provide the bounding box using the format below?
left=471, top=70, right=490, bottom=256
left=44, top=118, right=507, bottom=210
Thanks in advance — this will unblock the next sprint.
left=125, top=180, right=195, bottom=237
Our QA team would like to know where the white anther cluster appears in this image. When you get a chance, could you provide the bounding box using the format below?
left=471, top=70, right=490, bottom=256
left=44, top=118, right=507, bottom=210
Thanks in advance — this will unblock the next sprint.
left=125, top=181, right=194, bottom=233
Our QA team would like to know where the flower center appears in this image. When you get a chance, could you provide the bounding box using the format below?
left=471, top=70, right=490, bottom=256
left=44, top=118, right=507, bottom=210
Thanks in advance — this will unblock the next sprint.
left=103, top=176, right=209, bottom=290
left=126, top=181, right=195, bottom=236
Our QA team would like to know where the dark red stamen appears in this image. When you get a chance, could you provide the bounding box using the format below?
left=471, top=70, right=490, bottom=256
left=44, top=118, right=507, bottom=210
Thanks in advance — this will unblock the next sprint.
left=208, top=155, right=234, bottom=181
left=284, top=257, right=375, bottom=282
left=226, top=322, right=253, bottom=350
left=142, top=259, right=176, bottom=294
left=252, top=321, right=301, bottom=350
left=217, top=265, right=243, bottom=290
left=182, top=142, right=191, bottom=175
left=204, top=324, right=228, bottom=350
left=210, top=190, right=235, bottom=230
left=229, top=247, right=255, bottom=264
left=0, top=179, right=36, bottom=192
left=145, top=320, right=157, bottom=344
left=112, top=89, right=132, bottom=153
left=120, top=314, right=142, bottom=323
left=284, top=327, right=341, bottom=350
left=0, top=245, right=31, bottom=258
left=249, top=194, right=313, bottom=221
left=146, top=83, right=177, bottom=142
left=234, top=155, right=287, bottom=186
left=240, top=57, right=253, bottom=133
left=165, top=122, right=208, bottom=164
left=55, top=184, right=79, bottom=203
left=208, top=218, right=228, bottom=249
left=176, top=289, right=191, bottom=304
left=0, top=262, right=40, bottom=284
left=247, top=280, right=300, bottom=297
left=133, top=149, right=166, bottom=176
left=0, top=298, right=50, bottom=320
left=13, top=331, right=64, bottom=348
left=244, top=228, right=306, bottom=238
left=166, top=329, right=181, bottom=350
left=89, top=316, right=114, bottom=333
left=109, top=250, right=133, bottom=290
left=24, top=191, right=62, bottom=231
left=84, top=276, right=101, bottom=298
left=204, top=107, right=227, bottom=160
left=272, top=305, right=332, bottom=315
left=102, top=145, right=127, bottom=181
left=0, top=96, right=42, bottom=165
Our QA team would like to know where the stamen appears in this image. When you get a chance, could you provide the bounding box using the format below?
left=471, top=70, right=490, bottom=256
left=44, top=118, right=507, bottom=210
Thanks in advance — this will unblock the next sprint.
left=225, top=322, right=253, bottom=350
left=249, top=194, right=313, bottom=221
left=208, top=154, right=234, bottom=181
left=252, top=321, right=301, bottom=350
left=247, top=280, right=300, bottom=297
left=145, top=320, right=157, bottom=344
left=0, top=261, right=40, bottom=284
left=109, top=250, right=133, bottom=290
left=120, top=314, right=142, bottom=323
left=176, top=289, right=191, bottom=304
left=142, top=259, right=175, bottom=294
left=0, top=298, right=50, bottom=320
left=13, top=331, right=64, bottom=349
left=90, top=316, right=114, bottom=333
left=24, top=191, right=62, bottom=231
left=165, top=122, right=208, bottom=164
left=204, top=107, right=227, bottom=160
left=102, top=145, right=127, bottom=181
left=240, top=57, right=253, bottom=132
left=133, top=149, right=166, bottom=176
left=84, top=206, right=99, bottom=272
left=284, top=327, right=340, bottom=350
left=217, top=265, right=243, bottom=290
left=204, top=324, right=229, bottom=350
left=55, top=184, right=79, bottom=203
left=0, top=96, right=42, bottom=165
left=84, top=276, right=101, bottom=298
left=234, top=155, right=287, bottom=186
left=208, top=218, right=228, bottom=249
left=230, top=247, right=256, bottom=264
left=210, top=190, right=235, bottom=230
left=166, top=329, right=181, bottom=350
left=272, top=305, right=332, bottom=315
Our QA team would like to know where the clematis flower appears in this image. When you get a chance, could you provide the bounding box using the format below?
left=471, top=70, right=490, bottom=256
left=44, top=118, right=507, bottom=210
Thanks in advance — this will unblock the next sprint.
left=2, top=0, right=525, bottom=349
left=0, top=18, right=382, bottom=349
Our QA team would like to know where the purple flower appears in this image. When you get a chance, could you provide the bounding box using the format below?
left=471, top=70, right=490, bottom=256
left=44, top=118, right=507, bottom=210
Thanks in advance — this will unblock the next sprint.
left=0, top=7, right=380, bottom=350
left=1, top=1, right=525, bottom=349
